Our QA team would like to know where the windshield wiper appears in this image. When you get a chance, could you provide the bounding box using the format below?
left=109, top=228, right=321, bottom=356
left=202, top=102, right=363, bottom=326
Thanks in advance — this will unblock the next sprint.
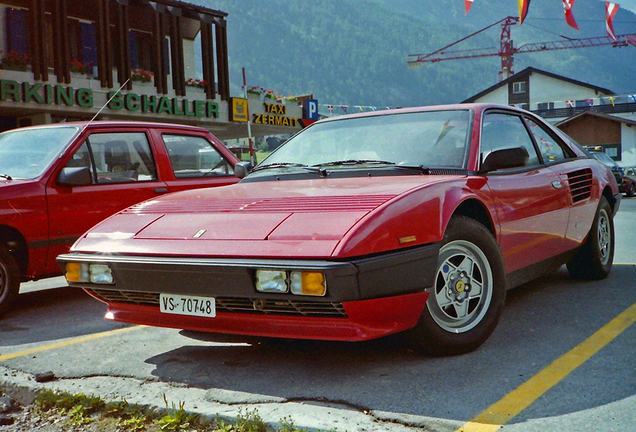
left=251, top=162, right=327, bottom=176
left=0, top=174, right=12, bottom=180
left=394, top=163, right=430, bottom=174
left=313, top=159, right=395, bottom=167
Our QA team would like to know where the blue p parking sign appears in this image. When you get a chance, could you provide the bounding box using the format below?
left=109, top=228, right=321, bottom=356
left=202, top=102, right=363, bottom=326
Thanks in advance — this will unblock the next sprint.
left=304, top=99, right=319, bottom=121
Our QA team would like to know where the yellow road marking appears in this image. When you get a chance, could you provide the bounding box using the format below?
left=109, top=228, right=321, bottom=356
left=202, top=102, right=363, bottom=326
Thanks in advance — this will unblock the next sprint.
left=0, top=326, right=141, bottom=362
left=456, top=301, right=636, bottom=432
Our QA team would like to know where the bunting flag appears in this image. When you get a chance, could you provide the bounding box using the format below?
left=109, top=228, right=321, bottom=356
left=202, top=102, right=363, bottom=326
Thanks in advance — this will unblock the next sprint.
left=518, top=0, right=531, bottom=24
left=562, top=0, right=579, bottom=30
left=341, top=106, right=348, bottom=114
left=464, top=0, right=474, bottom=15
left=434, top=120, right=455, bottom=146
left=605, top=2, right=620, bottom=40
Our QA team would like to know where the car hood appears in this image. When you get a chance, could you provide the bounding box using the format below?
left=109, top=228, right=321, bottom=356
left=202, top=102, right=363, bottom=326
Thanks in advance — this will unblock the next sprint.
left=76, top=176, right=454, bottom=258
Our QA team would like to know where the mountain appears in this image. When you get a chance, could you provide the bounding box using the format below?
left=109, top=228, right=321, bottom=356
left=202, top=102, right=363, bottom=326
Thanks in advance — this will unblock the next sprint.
left=192, top=0, right=636, bottom=110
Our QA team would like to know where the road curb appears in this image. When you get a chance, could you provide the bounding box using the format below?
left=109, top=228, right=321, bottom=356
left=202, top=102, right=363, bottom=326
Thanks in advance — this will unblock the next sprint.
left=0, top=365, right=451, bottom=431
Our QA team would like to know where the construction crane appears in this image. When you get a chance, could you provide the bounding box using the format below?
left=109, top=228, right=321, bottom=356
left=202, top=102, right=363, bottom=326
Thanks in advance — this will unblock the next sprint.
left=407, top=16, right=636, bottom=80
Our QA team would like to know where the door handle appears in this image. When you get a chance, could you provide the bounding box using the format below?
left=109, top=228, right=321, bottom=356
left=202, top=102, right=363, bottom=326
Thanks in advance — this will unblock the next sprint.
left=552, top=181, right=562, bottom=189
left=154, top=187, right=168, bottom=193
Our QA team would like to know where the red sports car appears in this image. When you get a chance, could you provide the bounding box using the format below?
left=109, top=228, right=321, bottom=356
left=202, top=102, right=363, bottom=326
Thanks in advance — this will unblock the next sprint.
left=58, top=104, right=620, bottom=356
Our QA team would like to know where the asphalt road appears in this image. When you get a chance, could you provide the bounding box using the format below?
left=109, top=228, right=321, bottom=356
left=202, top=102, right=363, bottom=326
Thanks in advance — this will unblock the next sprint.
left=1, top=197, right=635, bottom=431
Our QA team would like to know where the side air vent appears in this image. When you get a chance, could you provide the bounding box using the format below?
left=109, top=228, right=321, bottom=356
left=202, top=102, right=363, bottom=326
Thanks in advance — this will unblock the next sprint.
left=566, top=169, right=593, bottom=203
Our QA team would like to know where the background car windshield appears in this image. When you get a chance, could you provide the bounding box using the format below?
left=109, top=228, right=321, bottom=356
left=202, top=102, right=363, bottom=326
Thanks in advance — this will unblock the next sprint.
left=263, top=110, right=471, bottom=169
left=0, top=126, right=80, bottom=179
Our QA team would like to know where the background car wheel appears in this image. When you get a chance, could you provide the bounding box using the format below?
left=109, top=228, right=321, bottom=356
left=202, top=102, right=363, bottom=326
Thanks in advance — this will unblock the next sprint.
left=409, top=216, right=506, bottom=356
left=0, top=245, right=21, bottom=317
left=627, top=183, right=635, bottom=198
left=566, top=196, right=614, bottom=280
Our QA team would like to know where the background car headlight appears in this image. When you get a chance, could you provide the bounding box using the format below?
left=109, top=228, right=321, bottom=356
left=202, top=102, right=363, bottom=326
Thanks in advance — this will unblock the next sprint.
left=255, top=270, right=288, bottom=293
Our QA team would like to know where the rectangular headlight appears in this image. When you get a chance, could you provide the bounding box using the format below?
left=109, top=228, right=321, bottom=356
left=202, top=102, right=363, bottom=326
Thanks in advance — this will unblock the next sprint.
left=255, top=270, right=288, bottom=293
left=89, top=264, right=114, bottom=284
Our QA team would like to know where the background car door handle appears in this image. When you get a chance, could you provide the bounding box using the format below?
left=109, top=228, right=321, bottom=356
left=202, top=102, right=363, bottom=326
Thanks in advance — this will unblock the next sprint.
left=154, top=188, right=168, bottom=193
left=552, top=180, right=563, bottom=189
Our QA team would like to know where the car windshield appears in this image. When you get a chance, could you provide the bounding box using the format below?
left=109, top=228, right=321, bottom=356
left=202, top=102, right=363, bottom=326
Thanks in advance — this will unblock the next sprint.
left=0, top=126, right=80, bottom=179
left=260, top=109, right=471, bottom=170
left=591, top=152, right=617, bottom=167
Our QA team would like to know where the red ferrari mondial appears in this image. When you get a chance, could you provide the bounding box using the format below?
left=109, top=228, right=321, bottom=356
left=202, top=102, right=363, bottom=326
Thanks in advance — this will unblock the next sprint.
left=58, top=104, right=620, bottom=356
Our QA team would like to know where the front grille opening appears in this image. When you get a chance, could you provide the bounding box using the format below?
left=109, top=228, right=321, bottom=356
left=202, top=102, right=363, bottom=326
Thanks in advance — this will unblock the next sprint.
left=87, top=289, right=347, bottom=318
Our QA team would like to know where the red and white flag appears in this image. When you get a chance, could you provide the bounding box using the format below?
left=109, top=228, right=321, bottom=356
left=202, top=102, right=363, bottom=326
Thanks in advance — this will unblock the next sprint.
left=464, top=0, right=474, bottom=15
left=562, top=0, right=579, bottom=30
left=605, top=2, right=620, bottom=40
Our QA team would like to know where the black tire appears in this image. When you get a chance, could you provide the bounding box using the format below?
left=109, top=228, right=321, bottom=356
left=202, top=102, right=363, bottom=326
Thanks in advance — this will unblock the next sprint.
left=566, top=196, right=614, bottom=280
left=0, top=245, right=21, bottom=317
left=409, top=216, right=506, bottom=356
left=627, top=183, right=635, bottom=198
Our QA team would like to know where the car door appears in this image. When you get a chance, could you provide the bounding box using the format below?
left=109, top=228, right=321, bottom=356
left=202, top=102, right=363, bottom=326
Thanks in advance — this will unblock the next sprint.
left=524, top=117, right=599, bottom=249
left=45, top=128, right=169, bottom=275
left=152, top=130, right=240, bottom=193
left=481, top=112, right=570, bottom=274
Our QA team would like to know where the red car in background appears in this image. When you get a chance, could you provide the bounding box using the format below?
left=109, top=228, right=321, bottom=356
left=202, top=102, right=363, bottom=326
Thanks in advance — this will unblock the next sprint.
left=58, top=104, right=620, bottom=356
left=0, top=121, right=240, bottom=315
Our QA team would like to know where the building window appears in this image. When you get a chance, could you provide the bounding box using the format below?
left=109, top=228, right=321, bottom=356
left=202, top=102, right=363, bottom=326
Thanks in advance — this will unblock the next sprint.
left=6, top=8, right=28, bottom=56
left=69, top=20, right=97, bottom=71
left=537, top=102, right=554, bottom=111
left=512, top=82, right=527, bottom=94
left=129, top=31, right=153, bottom=71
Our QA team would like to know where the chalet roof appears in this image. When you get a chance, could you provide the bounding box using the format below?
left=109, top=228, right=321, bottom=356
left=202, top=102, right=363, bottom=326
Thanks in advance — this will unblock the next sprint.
left=462, top=67, right=615, bottom=103
left=555, top=109, right=636, bottom=127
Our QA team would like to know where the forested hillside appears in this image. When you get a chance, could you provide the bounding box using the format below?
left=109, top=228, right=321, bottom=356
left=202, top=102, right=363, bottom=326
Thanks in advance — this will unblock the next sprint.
left=194, top=0, right=636, bottom=110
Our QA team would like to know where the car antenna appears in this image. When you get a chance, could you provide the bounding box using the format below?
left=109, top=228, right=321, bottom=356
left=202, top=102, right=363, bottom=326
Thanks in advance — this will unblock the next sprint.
left=84, top=78, right=131, bottom=128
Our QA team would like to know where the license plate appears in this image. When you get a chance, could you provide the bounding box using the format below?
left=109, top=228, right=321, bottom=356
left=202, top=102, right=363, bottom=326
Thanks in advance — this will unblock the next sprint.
left=159, top=294, right=216, bottom=318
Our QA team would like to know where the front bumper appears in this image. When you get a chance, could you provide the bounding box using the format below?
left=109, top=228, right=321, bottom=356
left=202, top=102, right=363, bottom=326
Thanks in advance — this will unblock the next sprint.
left=58, top=243, right=439, bottom=340
left=98, top=291, right=430, bottom=341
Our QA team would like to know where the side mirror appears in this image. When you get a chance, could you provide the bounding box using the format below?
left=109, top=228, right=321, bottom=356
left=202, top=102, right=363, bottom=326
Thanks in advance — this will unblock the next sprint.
left=479, top=147, right=529, bottom=174
left=234, top=161, right=254, bottom=179
left=57, top=166, right=92, bottom=186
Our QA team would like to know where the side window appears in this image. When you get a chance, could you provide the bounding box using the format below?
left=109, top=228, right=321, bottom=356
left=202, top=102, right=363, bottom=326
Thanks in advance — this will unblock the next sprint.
left=524, top=118, right=568, bottom=163
left=64, top=143, right=96, bottom=181
left=65, top=132, right=157, bottom=184
left=163, top=134, right=234, bottom=178
left=481, top=113, right=540, bottom=168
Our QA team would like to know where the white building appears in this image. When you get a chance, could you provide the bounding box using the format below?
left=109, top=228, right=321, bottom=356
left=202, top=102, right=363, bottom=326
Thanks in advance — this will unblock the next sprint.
left=463, top=67, right=636, bottom=167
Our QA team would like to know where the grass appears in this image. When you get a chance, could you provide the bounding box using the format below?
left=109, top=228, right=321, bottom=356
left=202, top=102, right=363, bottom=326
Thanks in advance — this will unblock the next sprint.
left=29, top=389, right=334, bottom=432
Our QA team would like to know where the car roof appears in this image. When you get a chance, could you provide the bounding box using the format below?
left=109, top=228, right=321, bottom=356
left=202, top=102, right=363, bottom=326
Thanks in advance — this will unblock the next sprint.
left=313, top=103, right=527, bottom=125
left=6, top=120, right=209, bottom=133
